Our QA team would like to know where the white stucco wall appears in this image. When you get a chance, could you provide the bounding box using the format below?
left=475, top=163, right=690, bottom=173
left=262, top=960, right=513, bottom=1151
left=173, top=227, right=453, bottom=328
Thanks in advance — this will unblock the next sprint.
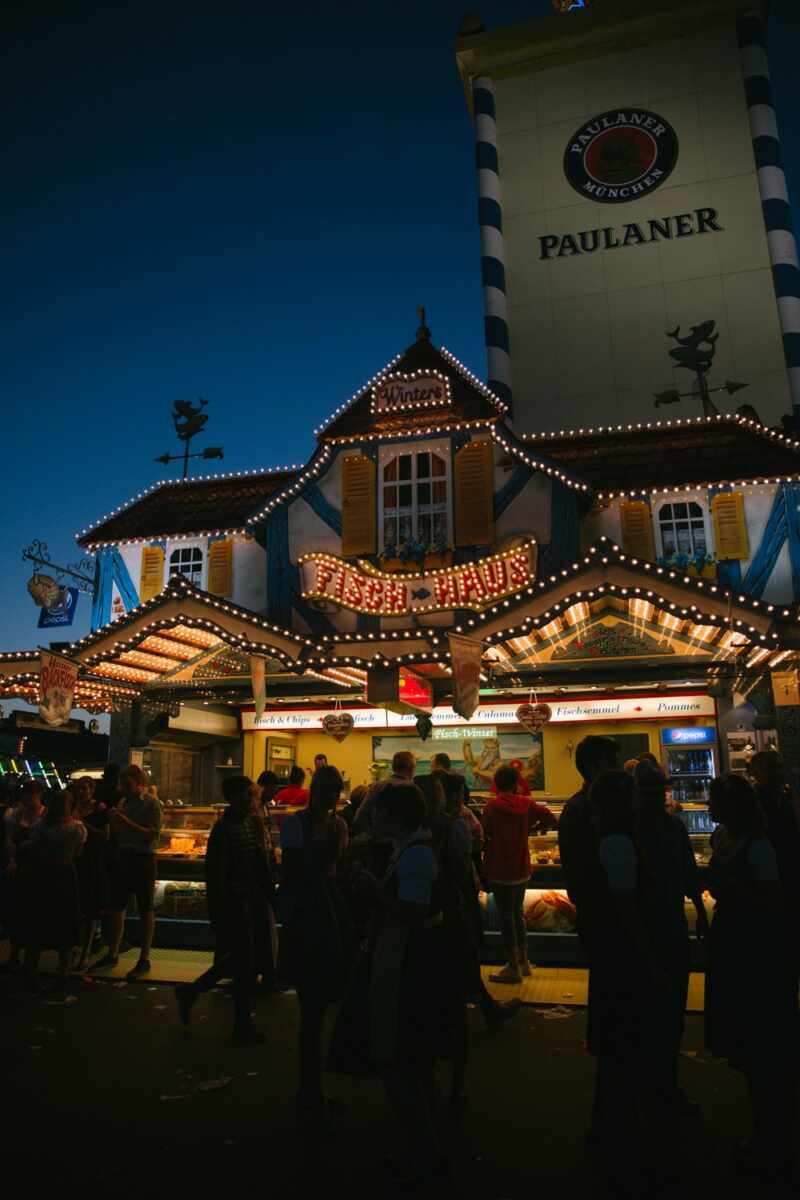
left=288, top=496, right=341, bottom=564
left=117, top=543, right=142, bottom=595
left=493, top=19, right=788, bottom=431
left=318, top=451, right=343, bottom=509
left=232, top=536, right=266, bottom=612
left=495, top=472, right=553, bottom=546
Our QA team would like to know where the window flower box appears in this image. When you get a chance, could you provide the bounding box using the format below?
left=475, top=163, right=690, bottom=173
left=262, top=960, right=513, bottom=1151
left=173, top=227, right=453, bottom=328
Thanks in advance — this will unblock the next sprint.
left=424, top=550, right=453, bottom=570
left=658, top=553, right=717, bottom=580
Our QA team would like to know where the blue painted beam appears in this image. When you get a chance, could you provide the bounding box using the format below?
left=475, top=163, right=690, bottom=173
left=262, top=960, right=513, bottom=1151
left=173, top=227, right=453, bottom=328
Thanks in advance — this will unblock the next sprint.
left=494, top=464, right=533, bottom=520
left=783, top=483, right=800, bottom=600
left=302, top=483, right=342, bottom=536
left=91, top=551, right=113, bottom=630
left=266, top=507, right=292, bottom=625
left=741, top=488, right=786, bottom=597
left=539, top=481, right=580, bottom=576
left=111, top=547, right=140, bottom=611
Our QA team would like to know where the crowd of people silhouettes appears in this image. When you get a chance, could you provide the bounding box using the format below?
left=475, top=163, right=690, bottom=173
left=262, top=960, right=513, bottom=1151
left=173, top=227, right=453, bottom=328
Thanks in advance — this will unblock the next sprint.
left=1, top=740, right=798, bottom=1192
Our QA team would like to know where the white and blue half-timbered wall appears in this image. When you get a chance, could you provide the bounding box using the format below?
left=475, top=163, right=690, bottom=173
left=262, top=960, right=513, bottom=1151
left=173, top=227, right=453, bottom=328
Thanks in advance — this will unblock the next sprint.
left=89, top=532, right=266, bottom=631
left=583, top=482, right=800, bottom=604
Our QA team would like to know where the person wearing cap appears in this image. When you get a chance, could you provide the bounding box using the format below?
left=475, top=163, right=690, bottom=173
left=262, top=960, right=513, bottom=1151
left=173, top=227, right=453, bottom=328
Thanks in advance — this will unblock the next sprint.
left=633, top=758, right=709, bottom=1119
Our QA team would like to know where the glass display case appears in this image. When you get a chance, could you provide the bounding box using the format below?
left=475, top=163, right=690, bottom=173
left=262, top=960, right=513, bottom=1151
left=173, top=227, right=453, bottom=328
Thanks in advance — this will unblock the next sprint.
left=471, top=792, right=714, bottom=963
left=146, top=805, right=223, bottom=940
left=157, top=804, right=222, bottom=872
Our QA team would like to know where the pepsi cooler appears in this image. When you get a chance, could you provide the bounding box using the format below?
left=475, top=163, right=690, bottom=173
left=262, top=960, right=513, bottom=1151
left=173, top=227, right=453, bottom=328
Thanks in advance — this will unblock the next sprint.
left=660, top=726, right=717, bottom=806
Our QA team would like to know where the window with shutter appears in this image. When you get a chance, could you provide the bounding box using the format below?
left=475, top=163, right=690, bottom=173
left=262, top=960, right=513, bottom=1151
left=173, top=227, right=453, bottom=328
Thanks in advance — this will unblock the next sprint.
left=711, top=491, right=750, bottom=561
left=207, top=539, right=233, bottom=596
left=169, top=545, right=204, bottom=585
left=454, top=440, right=494, bottom=547
left=139, top=546, right=164, bottom=604
left=378, top=441, right=451, bottom=551
left=341, top=455, right=376, bottom=557
left=619, top=500, right=655, bottom=560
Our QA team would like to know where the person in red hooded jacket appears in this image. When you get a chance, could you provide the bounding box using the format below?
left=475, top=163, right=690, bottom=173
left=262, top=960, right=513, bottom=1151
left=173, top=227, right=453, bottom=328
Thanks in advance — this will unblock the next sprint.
left=482, top=765, right=557, bottom=984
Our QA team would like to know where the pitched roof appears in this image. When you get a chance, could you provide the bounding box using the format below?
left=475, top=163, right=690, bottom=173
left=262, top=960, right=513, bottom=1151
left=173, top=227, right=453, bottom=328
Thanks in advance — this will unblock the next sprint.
left=523, top=414, right=800, bottom=495
left=315, top=333, right=506, bottom=442
left=77, top=468, right=298, bottom=547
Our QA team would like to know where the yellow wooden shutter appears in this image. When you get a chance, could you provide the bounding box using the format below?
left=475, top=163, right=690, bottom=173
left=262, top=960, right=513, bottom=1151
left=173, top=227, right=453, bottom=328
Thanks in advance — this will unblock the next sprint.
left=207, top=538, right=233, bottom=596
left=619, top=500, right=655, bottom=560
left=711, top=491, right=749, bottom=561
left=139, top=546, right=164, bottom=603
left=454, top=440, right=494, bottom=547
left=341, top=454, right=376, bottom=557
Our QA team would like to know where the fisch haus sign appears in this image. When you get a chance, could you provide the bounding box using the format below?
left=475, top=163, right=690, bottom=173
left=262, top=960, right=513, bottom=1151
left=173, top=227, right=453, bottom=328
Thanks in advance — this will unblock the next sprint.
left=300, top=543, right=536, bottom=617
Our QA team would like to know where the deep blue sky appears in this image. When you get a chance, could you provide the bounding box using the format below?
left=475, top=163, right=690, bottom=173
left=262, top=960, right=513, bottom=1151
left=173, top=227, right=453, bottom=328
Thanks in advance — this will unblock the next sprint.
left=3, top=0, right=799, bottom=659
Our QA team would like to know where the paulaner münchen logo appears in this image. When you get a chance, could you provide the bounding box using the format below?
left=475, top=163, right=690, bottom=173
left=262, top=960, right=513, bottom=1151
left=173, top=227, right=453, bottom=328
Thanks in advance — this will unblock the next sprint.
left=564, top=108, right=679, bottom=203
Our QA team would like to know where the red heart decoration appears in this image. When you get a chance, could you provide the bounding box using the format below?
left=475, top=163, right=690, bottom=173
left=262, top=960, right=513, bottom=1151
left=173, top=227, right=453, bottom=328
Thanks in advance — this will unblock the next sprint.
left=322, top=712, right=354, bottom=743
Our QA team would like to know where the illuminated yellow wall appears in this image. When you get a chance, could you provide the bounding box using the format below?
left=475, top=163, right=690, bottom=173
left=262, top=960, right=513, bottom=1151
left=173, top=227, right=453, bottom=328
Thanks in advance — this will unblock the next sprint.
left=244, top=717, right=716, bottom=797
left=243, top=730, right=375, bottom=790
left=536, top=718, right=715, bottom=797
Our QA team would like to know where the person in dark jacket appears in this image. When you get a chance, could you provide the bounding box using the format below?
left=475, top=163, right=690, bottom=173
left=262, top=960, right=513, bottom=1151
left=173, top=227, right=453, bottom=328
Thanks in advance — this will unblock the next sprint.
left=280, top=765, right=351, bottom=1131
left=704, top=774, right=798, bottom=1184
left=175, top=776, right=271, bottom=1045
left=633, top=759, right=709, bottom=1119
left=482, top=765, right=556, bottom=984
left=750, top=750, right=800, bottom=973
left=558, top=736, right=621, bottom=1161
left=558, top=735, right=620, bottom=936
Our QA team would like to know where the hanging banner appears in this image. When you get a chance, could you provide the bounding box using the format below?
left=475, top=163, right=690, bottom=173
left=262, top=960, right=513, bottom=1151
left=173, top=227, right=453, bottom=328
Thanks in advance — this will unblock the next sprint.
left=37, top=587, right=79, bottom=630
left=39, top=650, right=79, bottom=727
left=251, top=656, right=267, bottom=722
left=449, top=633, right=483, bottom=722
left=241, top=691, right=716, bottom=731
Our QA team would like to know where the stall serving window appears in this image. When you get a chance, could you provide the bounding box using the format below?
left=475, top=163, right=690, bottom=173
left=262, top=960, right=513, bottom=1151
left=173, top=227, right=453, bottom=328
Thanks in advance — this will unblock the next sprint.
left=656, top=500, right=709, bottom=558
left=379, top=442, right=451, bottom=551
left=168, top=545, right=204, bottom=586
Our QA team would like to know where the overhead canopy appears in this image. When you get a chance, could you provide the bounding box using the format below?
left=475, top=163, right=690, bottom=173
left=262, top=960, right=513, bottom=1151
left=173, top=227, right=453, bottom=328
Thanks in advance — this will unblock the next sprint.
left=3, top=542, right=799, bottom=712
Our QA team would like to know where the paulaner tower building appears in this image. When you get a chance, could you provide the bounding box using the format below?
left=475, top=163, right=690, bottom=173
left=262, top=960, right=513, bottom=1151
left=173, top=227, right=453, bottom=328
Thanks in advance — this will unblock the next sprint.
left=456, top=0, right=799, bottom=432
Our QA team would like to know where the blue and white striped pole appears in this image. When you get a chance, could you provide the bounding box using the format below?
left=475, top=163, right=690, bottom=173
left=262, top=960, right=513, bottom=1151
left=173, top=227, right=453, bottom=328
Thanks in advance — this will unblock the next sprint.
left=472, top=76, right=513, bottom=412
left=738, top=8, right=800, bottom=414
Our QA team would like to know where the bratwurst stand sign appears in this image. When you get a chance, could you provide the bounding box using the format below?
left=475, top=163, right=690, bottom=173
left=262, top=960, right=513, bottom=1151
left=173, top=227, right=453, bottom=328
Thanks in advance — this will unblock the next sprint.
left=300, top=542, right=537, bottom=617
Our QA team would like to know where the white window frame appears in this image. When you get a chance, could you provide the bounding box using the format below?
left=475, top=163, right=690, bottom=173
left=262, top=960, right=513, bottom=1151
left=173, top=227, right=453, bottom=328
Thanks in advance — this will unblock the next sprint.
left=377, top=439, right=452, bottom=553
left=166, top=539, right=206, bottom=588
left=653, top=494, right=712, bottom=560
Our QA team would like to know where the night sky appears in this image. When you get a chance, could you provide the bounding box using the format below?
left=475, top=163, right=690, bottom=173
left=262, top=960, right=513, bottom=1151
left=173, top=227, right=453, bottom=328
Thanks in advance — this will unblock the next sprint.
left=3, top=0, right=799, bottom=665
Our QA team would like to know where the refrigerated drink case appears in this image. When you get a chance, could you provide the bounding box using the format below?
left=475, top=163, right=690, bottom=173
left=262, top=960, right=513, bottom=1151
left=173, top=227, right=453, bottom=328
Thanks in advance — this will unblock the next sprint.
left=659, top=728, right=718, bottom=806
left=662, top=746, right=717, bottom=804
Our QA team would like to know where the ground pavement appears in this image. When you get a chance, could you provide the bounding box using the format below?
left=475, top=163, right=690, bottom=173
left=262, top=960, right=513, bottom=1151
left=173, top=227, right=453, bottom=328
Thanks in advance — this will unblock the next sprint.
left=2, top=964, right=794, bottom=1200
